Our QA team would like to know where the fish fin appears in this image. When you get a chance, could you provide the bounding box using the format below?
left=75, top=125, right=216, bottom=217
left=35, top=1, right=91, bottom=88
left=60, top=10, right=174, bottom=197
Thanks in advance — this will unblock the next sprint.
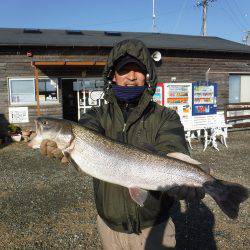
left=62, top=151, right=72, bottom=162
left=62, top=139, right=75, bottom=162
left=167, top=152, right=201, bottom=165
left=62, top=140, right=85, bottom=177
left=204, top=179, right=249, bottom=219
left=64, top=138, right=75, bottom=153
left=63, top=151, right=86, bottom=177
left=129, top=187, right=148, bottom=207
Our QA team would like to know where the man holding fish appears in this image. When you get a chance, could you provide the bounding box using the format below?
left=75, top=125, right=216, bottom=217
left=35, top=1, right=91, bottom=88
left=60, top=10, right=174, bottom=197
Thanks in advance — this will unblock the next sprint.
left=32, top=39, right=247, bottom=249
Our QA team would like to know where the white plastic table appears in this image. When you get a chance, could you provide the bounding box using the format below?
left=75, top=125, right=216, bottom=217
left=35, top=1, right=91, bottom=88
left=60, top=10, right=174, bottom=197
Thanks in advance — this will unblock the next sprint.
left=181, top=112, right=232, bottom=151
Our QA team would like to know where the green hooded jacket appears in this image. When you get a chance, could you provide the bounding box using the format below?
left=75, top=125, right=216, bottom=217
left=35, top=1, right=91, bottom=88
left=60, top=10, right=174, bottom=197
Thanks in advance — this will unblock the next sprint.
left=79, top=39, right=189, bottom=234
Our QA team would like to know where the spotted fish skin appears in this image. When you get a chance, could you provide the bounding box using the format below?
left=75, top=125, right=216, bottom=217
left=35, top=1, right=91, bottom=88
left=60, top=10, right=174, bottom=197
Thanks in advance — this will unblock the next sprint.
left=29, top=117, right=249, bottom=219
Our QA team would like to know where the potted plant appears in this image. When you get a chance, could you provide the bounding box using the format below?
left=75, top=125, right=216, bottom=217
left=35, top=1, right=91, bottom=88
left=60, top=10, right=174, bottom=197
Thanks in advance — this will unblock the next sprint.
left=7, top=124, right=22, bottom=142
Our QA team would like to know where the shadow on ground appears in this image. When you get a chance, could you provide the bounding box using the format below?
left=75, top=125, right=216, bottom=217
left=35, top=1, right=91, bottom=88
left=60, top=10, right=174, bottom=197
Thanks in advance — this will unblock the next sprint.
left=144, top=200, right=216, bottom=250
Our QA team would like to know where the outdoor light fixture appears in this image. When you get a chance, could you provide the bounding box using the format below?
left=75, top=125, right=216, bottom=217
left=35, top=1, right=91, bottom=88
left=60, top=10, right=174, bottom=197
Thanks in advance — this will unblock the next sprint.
left=151, top=51, right=161, bottom=62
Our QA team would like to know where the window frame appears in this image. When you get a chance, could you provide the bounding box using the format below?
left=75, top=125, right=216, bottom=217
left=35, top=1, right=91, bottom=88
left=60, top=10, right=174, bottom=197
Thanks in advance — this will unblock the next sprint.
left=229, top=74, right=250, bottom=103
left=8, top=77, right=59, bottom=106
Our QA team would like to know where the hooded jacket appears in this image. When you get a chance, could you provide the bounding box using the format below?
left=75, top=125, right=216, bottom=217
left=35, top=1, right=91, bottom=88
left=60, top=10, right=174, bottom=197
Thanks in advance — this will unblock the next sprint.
left=79, top=39, right=189, bottom=234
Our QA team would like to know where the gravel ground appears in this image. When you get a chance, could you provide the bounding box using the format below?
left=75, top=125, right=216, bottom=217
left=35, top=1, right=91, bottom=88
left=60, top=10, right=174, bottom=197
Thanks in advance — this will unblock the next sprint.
left=0, top=129, right=249, bottom=249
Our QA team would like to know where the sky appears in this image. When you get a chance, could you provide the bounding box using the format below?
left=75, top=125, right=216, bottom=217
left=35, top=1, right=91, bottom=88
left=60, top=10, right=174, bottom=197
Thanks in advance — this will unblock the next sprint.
left=0, top=0, right=249, bottom=44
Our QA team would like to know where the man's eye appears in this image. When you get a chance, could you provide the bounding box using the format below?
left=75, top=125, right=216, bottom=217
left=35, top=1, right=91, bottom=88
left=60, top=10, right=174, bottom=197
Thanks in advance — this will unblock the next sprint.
left=42, top=121, right=48, bottom=125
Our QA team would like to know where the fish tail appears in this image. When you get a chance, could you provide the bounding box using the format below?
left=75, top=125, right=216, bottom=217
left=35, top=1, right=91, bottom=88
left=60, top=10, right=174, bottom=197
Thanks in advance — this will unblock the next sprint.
left=204, top=179, right=248, bottom=219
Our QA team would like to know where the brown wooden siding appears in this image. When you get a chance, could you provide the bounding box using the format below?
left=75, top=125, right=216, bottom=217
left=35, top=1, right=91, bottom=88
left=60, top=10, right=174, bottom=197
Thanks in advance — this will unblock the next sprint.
left=0, top=47, right=250, bottom=134
left=0, top=50, right=107, bottom=134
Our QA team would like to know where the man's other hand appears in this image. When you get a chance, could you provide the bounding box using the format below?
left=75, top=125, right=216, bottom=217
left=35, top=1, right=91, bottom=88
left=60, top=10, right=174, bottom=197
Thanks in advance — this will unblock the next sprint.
left=40, top=139, right=69, bottom=164
left=167, top=185, right=205, bottom=200
left=167, top=164, right=210, bottom=201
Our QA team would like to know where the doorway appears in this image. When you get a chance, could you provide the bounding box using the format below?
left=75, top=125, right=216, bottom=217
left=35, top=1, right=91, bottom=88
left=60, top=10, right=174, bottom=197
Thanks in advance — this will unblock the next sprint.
left=61, top=79, right=78, bottom=121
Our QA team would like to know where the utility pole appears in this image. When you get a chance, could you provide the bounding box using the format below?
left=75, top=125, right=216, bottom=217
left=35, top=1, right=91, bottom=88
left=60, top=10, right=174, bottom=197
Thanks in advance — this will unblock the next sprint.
left=152, top=0, right=157, bottom=32
left=196, top=0, right=217, bottom=36
left=202, top=0, right=207, bottom=36
left=243, top=31, right=250, bottom=45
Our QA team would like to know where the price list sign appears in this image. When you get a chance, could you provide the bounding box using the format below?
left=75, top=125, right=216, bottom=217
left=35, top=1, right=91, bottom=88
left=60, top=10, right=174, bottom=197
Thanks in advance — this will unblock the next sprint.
left=9, top=107, right=29, bottom=123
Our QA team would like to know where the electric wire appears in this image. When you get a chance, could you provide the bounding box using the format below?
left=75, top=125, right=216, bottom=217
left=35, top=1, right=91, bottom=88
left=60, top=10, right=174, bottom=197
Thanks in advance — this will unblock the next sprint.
left=79, top=9, right=179, bottom=30
left=173, top=0, right=188, bottom=33
left=224, top=0, right=247, bottom=30
left=218, top=0, right=246, bottom=32
left=232, top=0, right=249, bottom=27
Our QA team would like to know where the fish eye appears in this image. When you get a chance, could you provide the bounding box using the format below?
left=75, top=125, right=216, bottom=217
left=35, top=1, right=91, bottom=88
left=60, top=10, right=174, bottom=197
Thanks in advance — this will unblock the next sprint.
left=42, top=120, right=48, bottom=126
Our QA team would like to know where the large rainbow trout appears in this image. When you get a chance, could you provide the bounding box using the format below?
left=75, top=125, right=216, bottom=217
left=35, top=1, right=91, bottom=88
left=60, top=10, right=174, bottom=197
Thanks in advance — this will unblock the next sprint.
left=29, top=117, right=248, bottom=219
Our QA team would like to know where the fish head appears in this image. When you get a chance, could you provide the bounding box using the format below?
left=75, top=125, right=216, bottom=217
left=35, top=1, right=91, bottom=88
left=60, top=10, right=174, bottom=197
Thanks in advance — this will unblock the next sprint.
left=28, top=117, right=73, bottom=150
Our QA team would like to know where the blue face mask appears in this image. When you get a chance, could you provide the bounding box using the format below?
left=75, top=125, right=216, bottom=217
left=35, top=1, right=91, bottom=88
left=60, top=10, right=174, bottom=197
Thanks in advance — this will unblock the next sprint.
left=112, top=85, right=147, bottom=103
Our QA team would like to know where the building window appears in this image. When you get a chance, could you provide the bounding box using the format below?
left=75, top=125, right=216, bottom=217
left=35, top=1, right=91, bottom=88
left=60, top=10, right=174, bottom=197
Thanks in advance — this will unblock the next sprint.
left=9, top=78, right=58, bottom=105
left=229, top=75, right=250, bottom=103
left=9, top=79, right=36, bottom=103
left=38, top=79, right=58, bottom=102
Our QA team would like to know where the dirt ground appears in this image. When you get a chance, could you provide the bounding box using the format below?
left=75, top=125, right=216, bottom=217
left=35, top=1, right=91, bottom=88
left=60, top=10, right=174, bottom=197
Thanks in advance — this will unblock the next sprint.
left=0, top=129, right=249, bottom=249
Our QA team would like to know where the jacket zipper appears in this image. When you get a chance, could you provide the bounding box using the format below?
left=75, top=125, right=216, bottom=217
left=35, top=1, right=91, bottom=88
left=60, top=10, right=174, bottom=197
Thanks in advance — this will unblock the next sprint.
left=122, top=123, right=127, bottom=143
left=122, top=108, right=132, bottom=231
left=122, top=122, right=139, bottom=233
left=122, top=123, right=126, bottom=132
left=122, top=103, right=130, bottom=142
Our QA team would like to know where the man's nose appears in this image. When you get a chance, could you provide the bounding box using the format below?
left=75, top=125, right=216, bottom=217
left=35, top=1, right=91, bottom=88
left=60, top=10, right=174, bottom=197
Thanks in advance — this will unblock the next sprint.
left=127, top=70, right=136, bottom=81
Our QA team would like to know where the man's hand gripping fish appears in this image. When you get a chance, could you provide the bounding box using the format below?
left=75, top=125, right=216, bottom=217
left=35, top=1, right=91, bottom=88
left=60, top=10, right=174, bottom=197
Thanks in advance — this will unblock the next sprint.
left=29, top=117, right=248, bottom=219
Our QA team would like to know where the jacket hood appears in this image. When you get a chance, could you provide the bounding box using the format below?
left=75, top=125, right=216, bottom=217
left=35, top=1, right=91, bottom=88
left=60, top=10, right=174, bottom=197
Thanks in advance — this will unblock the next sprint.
left=103, top=39, right=158, bottom=102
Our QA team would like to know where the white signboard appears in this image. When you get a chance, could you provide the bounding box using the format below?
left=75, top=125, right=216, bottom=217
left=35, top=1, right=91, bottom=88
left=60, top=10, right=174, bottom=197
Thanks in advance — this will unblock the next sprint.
left=9, top=107, right=29, bottom=123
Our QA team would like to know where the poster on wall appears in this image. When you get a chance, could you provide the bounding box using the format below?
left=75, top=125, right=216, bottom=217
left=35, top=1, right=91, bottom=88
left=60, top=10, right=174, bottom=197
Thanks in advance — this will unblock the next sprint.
left=164, top=83, right=192, bottom=119
left=9, top=107, right=29, bottom=123
left=192, top=82, right=217, bottom=116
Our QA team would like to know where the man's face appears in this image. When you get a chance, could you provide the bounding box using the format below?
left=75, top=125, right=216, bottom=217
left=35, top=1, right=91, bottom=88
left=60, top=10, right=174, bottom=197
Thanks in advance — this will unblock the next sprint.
left=112, top=63, right=146, bottom=87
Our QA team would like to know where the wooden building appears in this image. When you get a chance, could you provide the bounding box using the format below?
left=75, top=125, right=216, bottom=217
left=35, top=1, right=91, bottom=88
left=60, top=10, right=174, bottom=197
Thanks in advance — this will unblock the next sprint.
left=0, top=28, right=250, bottom=134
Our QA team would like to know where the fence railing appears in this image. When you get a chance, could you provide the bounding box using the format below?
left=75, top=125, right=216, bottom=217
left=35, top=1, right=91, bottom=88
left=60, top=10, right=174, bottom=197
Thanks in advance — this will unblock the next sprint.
left=224, top=102, right=250, bottom=128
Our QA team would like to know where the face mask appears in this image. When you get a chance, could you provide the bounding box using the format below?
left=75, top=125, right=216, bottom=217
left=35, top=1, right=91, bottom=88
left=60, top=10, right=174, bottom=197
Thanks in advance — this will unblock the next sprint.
left=112, top=85, right=147, bottom=103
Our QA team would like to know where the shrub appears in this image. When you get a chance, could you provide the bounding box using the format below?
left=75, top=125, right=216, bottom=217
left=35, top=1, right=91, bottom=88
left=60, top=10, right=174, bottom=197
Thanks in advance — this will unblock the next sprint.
left=7, top=124, right=21, bottom=135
